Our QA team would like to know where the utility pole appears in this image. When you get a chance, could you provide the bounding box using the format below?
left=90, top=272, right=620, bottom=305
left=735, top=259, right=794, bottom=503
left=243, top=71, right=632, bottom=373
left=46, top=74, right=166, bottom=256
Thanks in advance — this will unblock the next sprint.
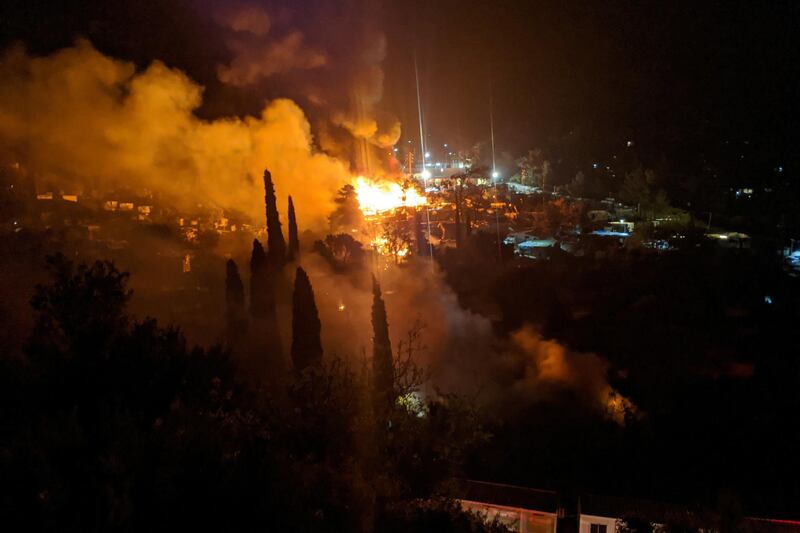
left=490, top=85, right=502, bottom=262
left=414, top=52, right=434, bottom=261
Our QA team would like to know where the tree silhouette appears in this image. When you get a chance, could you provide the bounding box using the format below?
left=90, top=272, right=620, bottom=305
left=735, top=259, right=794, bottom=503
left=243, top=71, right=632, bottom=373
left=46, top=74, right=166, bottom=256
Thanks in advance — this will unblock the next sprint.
left=313, top=233, right=366, bottom=271
left=5, top=255, right=498, bottom=531
left=263, top=169, right=286, bottom=267
left=287, top=195, right=299, bottom=261
left=291, top=267, right=322, bottom=370
left=224, top=259, right=247, bottom=343
left=249, top=239, right=282, bottom=367
left=372, top=276, right=393, bottom=410
left=329, top=184, right=364, bottom=233
left=249, top=239, right=272, bottom=318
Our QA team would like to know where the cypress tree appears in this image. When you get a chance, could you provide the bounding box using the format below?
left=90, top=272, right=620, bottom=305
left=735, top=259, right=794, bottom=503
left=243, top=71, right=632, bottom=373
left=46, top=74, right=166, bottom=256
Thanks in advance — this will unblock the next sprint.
left=371, top=276, right=393, bottom=408
left=263, top=169, right=287, bottom=267
left=249, top=239, right=271, bottom=318
left=291, top=267, right=322, bottom=370
left=224, top=259, right=247, bottom=342
left=287, top=195, right=299, bottom=261
left=249, top=239, right=283, bottom=369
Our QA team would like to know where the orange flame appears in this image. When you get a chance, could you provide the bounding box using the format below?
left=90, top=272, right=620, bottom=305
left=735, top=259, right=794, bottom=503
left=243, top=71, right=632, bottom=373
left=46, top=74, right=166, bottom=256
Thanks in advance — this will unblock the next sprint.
left=353, top=176, right=426, bottom=216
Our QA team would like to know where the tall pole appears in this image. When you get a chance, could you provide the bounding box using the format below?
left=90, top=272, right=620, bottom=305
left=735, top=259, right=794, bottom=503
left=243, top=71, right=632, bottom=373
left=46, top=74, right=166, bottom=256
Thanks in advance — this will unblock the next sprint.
left=490, top=84, right=502, bottom=262
left=415, top=52, right=435, bottom=260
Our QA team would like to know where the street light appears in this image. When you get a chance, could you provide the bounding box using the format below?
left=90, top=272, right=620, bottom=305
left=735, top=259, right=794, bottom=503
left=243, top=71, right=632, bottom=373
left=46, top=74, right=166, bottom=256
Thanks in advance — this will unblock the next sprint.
left=421, top=169, right=432, bottom=180
left=492, top=170, right=500, bottom=179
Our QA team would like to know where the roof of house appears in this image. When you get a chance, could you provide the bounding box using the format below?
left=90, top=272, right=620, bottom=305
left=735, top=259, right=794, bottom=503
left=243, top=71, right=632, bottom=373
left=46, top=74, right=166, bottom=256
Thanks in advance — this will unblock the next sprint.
left=454, top=480, right=560, bottom=514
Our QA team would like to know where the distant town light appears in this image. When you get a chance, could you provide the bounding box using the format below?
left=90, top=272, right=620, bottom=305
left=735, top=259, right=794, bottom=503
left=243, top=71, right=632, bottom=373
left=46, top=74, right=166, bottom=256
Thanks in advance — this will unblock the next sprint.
left=592, top=163, right=599, bottom=169
left=626, top=140, right=633, bottom=147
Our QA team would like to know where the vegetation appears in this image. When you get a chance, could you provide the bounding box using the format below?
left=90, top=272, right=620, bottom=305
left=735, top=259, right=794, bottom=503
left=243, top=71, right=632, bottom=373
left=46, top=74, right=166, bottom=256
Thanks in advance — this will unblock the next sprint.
left=263, top=169, right=287, bottom=267
left=0, top=253, right=495, bottom=530
left=287, top=195, right=300, bottom=261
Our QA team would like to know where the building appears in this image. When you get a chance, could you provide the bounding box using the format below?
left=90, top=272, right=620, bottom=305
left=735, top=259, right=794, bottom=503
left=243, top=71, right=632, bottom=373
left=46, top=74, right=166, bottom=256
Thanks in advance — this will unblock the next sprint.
left=455, top=480, right=800, bottom=533
left=456, top=480, right=560, bottom=533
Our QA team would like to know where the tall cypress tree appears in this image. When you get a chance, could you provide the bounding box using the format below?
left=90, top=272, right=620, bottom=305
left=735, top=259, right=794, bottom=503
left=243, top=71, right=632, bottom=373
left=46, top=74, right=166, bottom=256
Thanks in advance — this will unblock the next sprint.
left=371, top=276, right=393, bottom=407
left=263, top=169, right=287, bottom=267
left=291, top=267, right=322, bottom=370
left=287, top=195, right=299, bottom=261
left=225, top=259, right=247, bottom=342
left=249, top=239, right=283, bottom=369
left=249, top=239, right=271, bottom=318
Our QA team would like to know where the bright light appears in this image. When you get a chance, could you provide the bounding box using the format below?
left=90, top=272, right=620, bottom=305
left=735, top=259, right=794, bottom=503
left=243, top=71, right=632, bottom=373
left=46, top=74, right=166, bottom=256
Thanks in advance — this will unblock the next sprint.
left=421, top=169, right=432, bottom=180
left=492, top=170, right=500, bottom=179
left=353, top=176, right=427, bottom=216
left=371, top=235, right=410, bottom=260
left=424, top=152, right=431, bottom=158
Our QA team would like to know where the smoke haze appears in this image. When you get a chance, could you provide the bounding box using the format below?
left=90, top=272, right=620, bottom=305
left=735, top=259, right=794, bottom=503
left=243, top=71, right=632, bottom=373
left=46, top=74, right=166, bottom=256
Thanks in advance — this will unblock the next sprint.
left=0, top=40, right=349, bottom=227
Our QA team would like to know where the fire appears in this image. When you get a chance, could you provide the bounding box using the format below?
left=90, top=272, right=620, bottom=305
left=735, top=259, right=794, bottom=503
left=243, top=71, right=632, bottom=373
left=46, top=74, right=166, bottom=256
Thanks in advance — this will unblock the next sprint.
left=371, top=235, right=409, bottom=259
left=353, top=176, right=426, bottom=216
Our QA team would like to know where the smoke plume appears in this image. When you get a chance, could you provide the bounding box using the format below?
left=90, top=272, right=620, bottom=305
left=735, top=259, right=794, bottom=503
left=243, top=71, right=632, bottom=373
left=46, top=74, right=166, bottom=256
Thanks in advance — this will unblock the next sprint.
left=497, top=325, right=637, bottom=424
left=215, top=2, right=327, bottom=87
left=0, top=40, right=349, bottom=227
left=209, top=1, right=401, bottom=172
left=289, top=253, right=634, bottom=423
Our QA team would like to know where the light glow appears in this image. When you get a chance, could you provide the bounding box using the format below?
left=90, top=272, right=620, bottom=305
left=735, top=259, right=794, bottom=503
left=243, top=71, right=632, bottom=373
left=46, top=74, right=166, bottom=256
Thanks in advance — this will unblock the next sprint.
left=371, top=235, right=410, bottom=259
left=353, top=176, right=427, bottom=216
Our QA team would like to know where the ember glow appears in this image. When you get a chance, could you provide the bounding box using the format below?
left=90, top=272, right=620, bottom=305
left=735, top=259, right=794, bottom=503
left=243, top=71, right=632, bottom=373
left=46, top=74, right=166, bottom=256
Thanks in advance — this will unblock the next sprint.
left=371, top=235, right=410, bottom=259
left=353, top=176, right=426, bottom=216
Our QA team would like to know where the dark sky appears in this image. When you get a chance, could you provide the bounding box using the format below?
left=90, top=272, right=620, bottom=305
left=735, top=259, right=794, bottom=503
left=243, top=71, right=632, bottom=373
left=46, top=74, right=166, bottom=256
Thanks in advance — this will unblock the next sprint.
left=2, top=0, right=798, bottom=172
left=384, top=0, right=800, bottom=168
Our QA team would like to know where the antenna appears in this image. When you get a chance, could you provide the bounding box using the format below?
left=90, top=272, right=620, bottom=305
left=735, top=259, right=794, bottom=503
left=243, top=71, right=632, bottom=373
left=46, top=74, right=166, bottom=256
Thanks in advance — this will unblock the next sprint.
left=414, top=52, right=435, bottom=260
left=490, top=81, right=502, bottom=261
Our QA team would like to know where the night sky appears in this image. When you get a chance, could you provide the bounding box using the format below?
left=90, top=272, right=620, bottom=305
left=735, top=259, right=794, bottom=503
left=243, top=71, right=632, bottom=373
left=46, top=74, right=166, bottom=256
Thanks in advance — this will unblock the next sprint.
left=2, top=0, right=798, bottom=174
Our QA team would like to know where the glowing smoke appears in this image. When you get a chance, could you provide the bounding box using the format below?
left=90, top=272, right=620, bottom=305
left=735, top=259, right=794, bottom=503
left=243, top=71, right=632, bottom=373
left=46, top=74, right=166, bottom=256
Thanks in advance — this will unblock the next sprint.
left=499, top=325, right=637, bottom=424
left=215, top=3, right=327, bottom=86
left=294, top=252, right=633, bottom=423
left=211, top=2, right=401, bottom=171
left=0, top=40, right=349, bottom=227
